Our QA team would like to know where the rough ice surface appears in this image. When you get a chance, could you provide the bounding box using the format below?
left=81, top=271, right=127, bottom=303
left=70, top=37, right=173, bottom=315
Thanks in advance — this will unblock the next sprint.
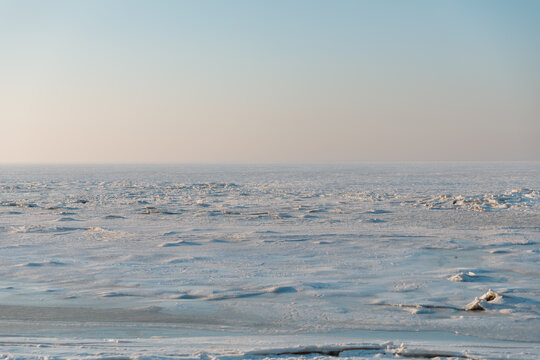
left=0, top=163, right=539, bottom=359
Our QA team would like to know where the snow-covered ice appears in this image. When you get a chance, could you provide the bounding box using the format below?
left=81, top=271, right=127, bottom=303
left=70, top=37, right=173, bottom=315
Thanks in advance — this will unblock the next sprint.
left=0, top=163, right=539, bottom=359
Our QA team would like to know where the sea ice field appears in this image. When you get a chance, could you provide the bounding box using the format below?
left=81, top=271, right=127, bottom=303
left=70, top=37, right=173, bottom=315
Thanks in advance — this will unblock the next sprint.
left=0, top=163, right=539, bottom=359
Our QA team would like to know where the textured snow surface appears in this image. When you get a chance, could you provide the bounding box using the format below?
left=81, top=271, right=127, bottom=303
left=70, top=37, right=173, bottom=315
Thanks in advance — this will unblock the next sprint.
left=0, top=163, right=539, bottom=359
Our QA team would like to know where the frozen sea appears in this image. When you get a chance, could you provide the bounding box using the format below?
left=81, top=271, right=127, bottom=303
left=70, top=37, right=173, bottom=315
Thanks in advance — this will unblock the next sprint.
left=0, top=163, right=539, bottom=359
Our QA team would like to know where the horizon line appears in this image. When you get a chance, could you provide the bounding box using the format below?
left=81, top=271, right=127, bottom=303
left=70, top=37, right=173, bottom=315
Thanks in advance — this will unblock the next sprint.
left=1, top=160, right=539, bottom=166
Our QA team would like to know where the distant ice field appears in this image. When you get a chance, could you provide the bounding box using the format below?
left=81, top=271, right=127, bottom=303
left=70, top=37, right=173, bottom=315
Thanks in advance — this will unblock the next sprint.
left=0, top=163, right=539, bottom=359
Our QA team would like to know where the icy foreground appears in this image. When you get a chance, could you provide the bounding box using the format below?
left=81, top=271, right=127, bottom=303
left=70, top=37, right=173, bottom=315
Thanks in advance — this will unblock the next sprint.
left=0, top=163, right=539, bottom=359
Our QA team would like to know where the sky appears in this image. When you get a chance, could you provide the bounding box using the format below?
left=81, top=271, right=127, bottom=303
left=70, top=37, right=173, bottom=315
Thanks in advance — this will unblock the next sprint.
left=1, top=0, right=539, bottom=163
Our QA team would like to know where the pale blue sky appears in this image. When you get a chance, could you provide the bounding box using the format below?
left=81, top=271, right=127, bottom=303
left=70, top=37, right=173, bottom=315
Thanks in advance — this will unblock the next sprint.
left=1, top=0, right=539, bottom=163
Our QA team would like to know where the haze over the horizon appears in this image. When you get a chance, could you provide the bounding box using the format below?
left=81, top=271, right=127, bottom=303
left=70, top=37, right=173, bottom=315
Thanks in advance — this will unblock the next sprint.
left=1, top=0, right=539, bottom=164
